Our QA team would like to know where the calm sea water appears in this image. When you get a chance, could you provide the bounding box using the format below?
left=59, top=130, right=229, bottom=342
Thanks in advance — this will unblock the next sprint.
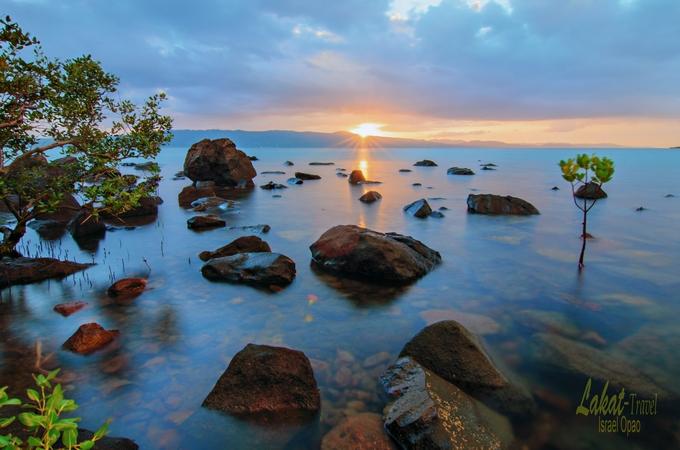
left=1, top=146, right=679, bottom=449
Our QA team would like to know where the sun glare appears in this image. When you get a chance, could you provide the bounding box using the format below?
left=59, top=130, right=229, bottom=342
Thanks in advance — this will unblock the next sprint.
left=351, top=123, right=384, bottom=138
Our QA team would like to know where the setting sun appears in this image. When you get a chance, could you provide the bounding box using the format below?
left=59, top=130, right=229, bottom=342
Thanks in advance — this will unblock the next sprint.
left=350, top=122, right=384, bottom=138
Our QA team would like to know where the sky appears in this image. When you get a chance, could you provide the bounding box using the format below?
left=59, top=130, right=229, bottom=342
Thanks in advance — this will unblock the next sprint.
left=5, top=0, right=680, bottom=146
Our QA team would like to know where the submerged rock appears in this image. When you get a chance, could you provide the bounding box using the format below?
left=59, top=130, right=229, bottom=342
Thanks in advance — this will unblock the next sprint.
left=178, top=184, right=243, bottom=208
left=187, top=215, right=226, bottom=230
left=284, top=161, right=295, bottom=166
left=191, top=196, right=230, bottom=212
left=380, top=357, right=513, bottom=449
left=336, top=172, right=348, bottom=178
left=413, top=160, right=438, bottom=167
left=201, top=252, right=296, bottom=288
left=261, top=171, right=286, bottom=174
left=467, top=194, right=539, bottom=215
left=574, top=182, right=607, bottom=199
left=63, top=323, right=119, bottom=355
left=447, top=167, right=475, bottom=175
left=309, top=225, right=441, bottom=284
left=309, top=162, right=334, bottom=166
left=348, top=170, right=366, bottom=185
left=551, top=186, right=560, bottom=191
left=260, top=181, right=287, bottom=190
left=199, top=236, right=271, bottom=261
left=359, top=191, right=382, bottom=203
left=403, top=199, right=432, bottom=218
left=0, top=257, right=92, bottom=289
left=53, top=301, right=88, bottom=317
left=287, top=177, right=304, bottom=185
left=295, top=172, right=321, bottom=180
left=399, top=169, right=412, bottom=173
left=411, top=183, right=422, bottom=187
left=183, top=138, right=256, bottom=187
left=108, top=277, right=147, bottom=298
left=321, top=413, right=396, bottom=450
left=203, top=343, right=320, bottom=417
left=481, top=166, right=496, bottom=171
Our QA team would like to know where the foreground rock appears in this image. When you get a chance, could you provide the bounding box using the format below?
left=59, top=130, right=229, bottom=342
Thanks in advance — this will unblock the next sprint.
left=108, top=277, right=147, bottom=298
left=447, top=167, right=475, bottom=175
left=403, top=199, right=433, bottom=218
left=0, top=257, right=92, bottom=289
left=260, top=181, right=287, bottom=190
left=199, top=236, right=271, bottom=261
left=33, top=193, right=81, bottom=223
left=295, top=172, right=321, bottom=180
left=413, top=160, right=437, bottom=167
left=203, top=344, right=320, bottom=419
left=178, top=184, right=242, bottom=208
left=467, top=194, right=539, bottom=215
left=187, top=215, right=226, bottom=230
left=69, top=209, right=106, bottom=238
left=309, top=225, right=441, bottom=284
left=183, top=138, right=256, bottom=187
left=321, top=413, right=396, bottom=450
left=63, top=323, right=119, bottom=355
left=381, top=357, right=513, bottom=449
left=400, top=320, right=535, bottom=417
left=201, top=252, right=296, bottom=288
left=348, top=170, right=366, bottom=185
left=53, top=301, right=88, bottom=317
left=575, top=182, right=607, bottom=199
left=359, top=191, right=382, bottom=203
left=102, top=196, right=162, bottom=223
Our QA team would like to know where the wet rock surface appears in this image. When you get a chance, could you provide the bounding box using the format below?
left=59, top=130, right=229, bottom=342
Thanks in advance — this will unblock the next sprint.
left=199, top=236, right=271, bottom=261
left=201, top=252, right=296, bottom=288
left=178, top=184, right=244, bottom=208
left=187, top=215, right=226, bottom=230
left=202, top=343, right=320, bottom=418
left=0, top=257, right=92, bottom=288
left=348, top=170, right=366, bottom=185
left=63, top=323, right=120, bottom=355
left=467, top=194, right=539, bottom=215
left=447, top=167, right=475, bottom=175
left=574, top=182, right=607, bottom=199
left=53, top=301, right=88, bottom=316
left=309, top=225, right=441, bottom=284
left=108, top=277, right=148, bottom=298
left=260, top=181, right=287, bottom=190
left=359, top=191, right=382, bottom=203
left=321, top=412, right=396, bottom=450
left=183, top=138, right=256, bottom=187
left=403, top=199, right=433, bottom=218
left=294, top=172, right=321, bottom=180
left=413, top=160, right=438, bottom=167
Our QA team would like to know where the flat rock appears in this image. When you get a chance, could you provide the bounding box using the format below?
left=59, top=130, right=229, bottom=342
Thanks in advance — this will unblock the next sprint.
left=53, top=301, right=88, bottom=317
left=295, top=172, right=321, bottom=180
left=447, top=167, right=475, bottom=175
left=287, top=177, right=304, bottom=185
left=178, top=184, right=244, bottom=208
left=321, top=413, right=396, bottom=450
left=183, top=138, right=256, bottom=187
left=359, top=191, right=382, bottom=203
left=413, top=160, right=438, bottom=167
left=202, top=343, right=320, bottom=418
left=309, top=162, right=334, bottom=166
left=261, top=171, right=286, bottom=174
left=260, top=181, right=287, bottom=190
left=187, top=215, right=226, bottom=230
left=574, top=182, right=607, bottom=199
left=199, top=236, right=271, bottom=261
left=0, top=257, right=92, bottom=289
left=403, top=199, right=432, bottom=218
left=467, top=194, right=539, bottom=215
left=348, top=170, right=366, bottom=185
left=201, top=252, right=296, bottom=288
left=108, top=277, right=147, bottom=298
left=309, top=225, right=441, bottom=284
left=63, top=323, right=119, bottom=355
left=190, top=196, right=229, bottom=212
left=398, top=169, right=412, bottom=173
left=284, top=161, right=294, bottom=166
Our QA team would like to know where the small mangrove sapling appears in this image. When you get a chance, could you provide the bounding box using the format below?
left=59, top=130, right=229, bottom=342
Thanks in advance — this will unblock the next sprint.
left=559, top=153, right=614, bottom=270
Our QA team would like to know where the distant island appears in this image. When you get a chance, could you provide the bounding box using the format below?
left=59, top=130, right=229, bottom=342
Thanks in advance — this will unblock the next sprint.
left=170, top=129, right=628, bottom=149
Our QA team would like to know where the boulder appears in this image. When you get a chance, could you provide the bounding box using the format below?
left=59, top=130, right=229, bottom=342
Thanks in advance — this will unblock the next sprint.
left=199, top=236, right=271, bottom=261
left=183, top=138, right=256, bottom=187
left=574, top=182, right=607, bottom=199
left=321, top=413, right=396, bottom=450
left=413, top=160, right=437, bottom=167
left=467, top=194, right=539, bottom=215
left=348, top=170, right=366, bottom=185
left=380, top=357, right=513, bottom=449
left=108, top=277, right=147, bottom=298
left=411, top=183, right=422, bottom=187
left=284, top=161, right=295, bottom=166
left=447, top=167, right=475, bottom=175
left=260, top=181, right=287, bottom=190
left=309, top=225, right=441, bottom=284
left=178, top=184, right=241, bottom=208
left=191, top=196, right=229, bottom=212
left=294, top=172, right=321, bottom=180
left=69, top=209, right=106, bottom=238
left=0, top=257, right=92, bottom=288
left=187, top=215, right=226, bottom=230
left=201, top=252, right=296, bottom=288
left=403, top=199, right=432, bottom=218
left=33, top=194, right=81, bottom=223
left=202, top=343, right=320, bottom=418
left=53, top=301, right=88, bottom=317
left=102, top=196, right=161, bottom=223
left=359, top=191, right=382, bottom=203
left=63, top=323, right=119, bottom=355
left=249, top=155, right=258, bottom=161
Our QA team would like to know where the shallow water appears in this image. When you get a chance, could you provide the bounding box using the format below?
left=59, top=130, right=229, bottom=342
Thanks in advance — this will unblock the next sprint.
left=1, top=145, right=679, bottom=449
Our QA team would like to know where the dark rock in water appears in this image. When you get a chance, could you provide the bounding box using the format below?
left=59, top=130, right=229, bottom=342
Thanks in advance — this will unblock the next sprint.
left=361, top=180, right=382, bottom=185
left=228, top=224, right=271, bottom=233
left=131, top=161, right=159, bottom=171
left=467, top=194, right=539, bottom=215
left=187, top=215, right=226, bottom=230
left=0, top=257, right=92, bottom=289
left=400, top=320, right=535, bottom=417
left=191, top=196, right=230, bottom=212
left=295, top=172, right=321, bottom=180
left=69, top=209, right=106, bottom=238
left=108, top=277, right=147, bottom=298
left=380, top=357, right=513, bottom=450
left=428, top=197, right=446, bottom=200
left=582, top=232, right=594, bottom=239
left=413, top=160, right=437, bottom=167
left=54, top=301, right=88, bottom=317
left=309, top=162, right=334, bottom=166
left=29, top=219, right=68, bottom=240
left=261, top=171, right=286, bottom=174
left=249, top=155, right=258, bottom=161
left=635, top=206, right=646, bottom=211
left=63, top=323, right=119, bottom=355
left=260, top=181, right=287, bottom=190
left=480, top=163, right=497, bottom=167
left=203, top=343, right=320, bottom=418
left=284, top=160, right=294, bottom=166
left=272, top=194, right=282, bottom=198
left=574, top=182, right=607, bottom=199
left=175, top=170, right=185, bottom=177
left=102, top=196, right=161, bottom=222
left=309, top=225, right=441, bottom=284
left=359, top=191, right=382, bottom=203
left=34, top=193, right=81, bottom=223
left=199, top=236, right=271, bottom=262
left=403, top=199, right=432, bottom=218
left=438, top=206, right=449, bottom=211
left=287, top=177, right=304, bottom=185
left=664, top=194, right=675, bottom=198
left=348, top=170, right=366, bottom=185
left=481, top=166, right=496, bottom=171
left=78, top=429, right=139, bottom=450
left=321, top=413, right=396, bottom=450
left=447, top=167, right=475, bottom=175
left=336, top=168, right=347, bottom=171
left=183, top=138, right=256, bottom=187
left=411, top=183, right=422, bottom=187
left=399, top=169, right=412, bottom=173
left=551, top=186, right=560, bottom=191
left=178, top=184, right=244, bottom=208
left=430, top=211, right=445, bottom=218
left=336, top=172, right=348, bottom=178
left=201, top=252, right=296, bottom=288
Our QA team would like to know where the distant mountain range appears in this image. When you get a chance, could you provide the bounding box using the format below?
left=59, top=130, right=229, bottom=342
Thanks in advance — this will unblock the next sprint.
left=169, top=129, right=628, bottom=149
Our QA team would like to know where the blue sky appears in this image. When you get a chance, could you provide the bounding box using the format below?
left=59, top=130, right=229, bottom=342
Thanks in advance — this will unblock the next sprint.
left=6, top=0, right=680, bottom=145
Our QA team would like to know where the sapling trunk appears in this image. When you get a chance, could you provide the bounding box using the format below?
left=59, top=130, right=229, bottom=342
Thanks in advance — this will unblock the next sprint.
left=579, top=199, right=587, bottom=270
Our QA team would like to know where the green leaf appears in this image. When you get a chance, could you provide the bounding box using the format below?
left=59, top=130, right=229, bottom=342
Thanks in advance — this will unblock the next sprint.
left=25, top=389, right=40, bottom=403
left=93, top=419, right=110, bottom=440
left=27, top=436, right=42, bottom=447
left=18, top=412, right=43, bottom=428
left=0, top=417, right=15, bottom=428
left=79, top=439, right=95, bottom=450
left=62, top=427, right=78, bottom=448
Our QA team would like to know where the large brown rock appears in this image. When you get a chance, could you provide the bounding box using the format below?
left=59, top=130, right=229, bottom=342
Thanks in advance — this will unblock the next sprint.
left=187, top=215, right=226, bottom=230
left=467, top=194, right=539, bottom=215
left=199, top=236, right=271, bottom=261
left=63, top=323, right=119, bottom=355
left=575, top=182, right=607, bottom=199
left=69, top=209, right=106, bottom=238
left=201, top=252, right=296, bottom=288
left=108, top=277, right=147, bottom=298
left=183, top=138, right=256, bottom=187
left=310, top=225, right=441, bottom=284
left=0, top=257, right=92, bottom=289
left=403, top=199, right=432, bottom=218
left=33, top=193, right=81, bottom=223
left=178, top=184, right=242, bottom=208
left=321, top=413, right=396, bottom=450
left=53, top=301, right=88, bottom=317
left=202, top=344, right=320, bottom=418
left=359, top=191, right=382, bottom=204
left=348, top=170, right=366, bottom=185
